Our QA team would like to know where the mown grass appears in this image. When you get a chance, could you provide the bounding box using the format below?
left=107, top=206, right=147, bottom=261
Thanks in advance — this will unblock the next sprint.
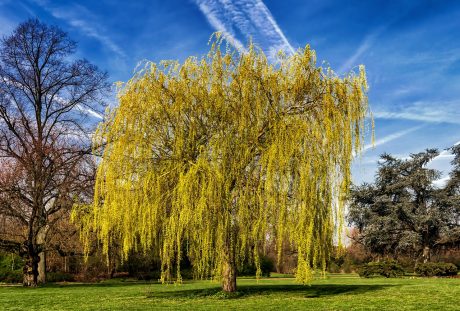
left=1, top=274, right=459, bottom=310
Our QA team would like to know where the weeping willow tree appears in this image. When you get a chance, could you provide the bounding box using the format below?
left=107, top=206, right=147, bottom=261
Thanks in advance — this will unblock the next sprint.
left=73, top=37, right=370, bottom=292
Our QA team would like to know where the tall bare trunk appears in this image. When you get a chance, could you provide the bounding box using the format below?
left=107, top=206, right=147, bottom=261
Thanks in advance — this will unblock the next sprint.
left=36, top=225, right=48, bottom=284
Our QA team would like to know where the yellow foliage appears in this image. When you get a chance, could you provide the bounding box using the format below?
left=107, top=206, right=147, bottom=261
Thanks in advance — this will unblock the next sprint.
left=74, top=38, right=370, bottom=284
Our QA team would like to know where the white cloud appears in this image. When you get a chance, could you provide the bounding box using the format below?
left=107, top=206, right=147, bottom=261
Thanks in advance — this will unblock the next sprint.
left=56, top=12, right=126, bottom=59
left=373, top=100, right=460, bottom=125
left=361, top=125, right=424, bottom=154
left=32, top=0, right=126, bottom=59
left=436, top=150, right=455, bottom=159
left=338, top=36, right=373, bottom=74
left=194, top=0, right=294, bottom=59
left=428, top=140, right=460, bottom=187
left=2, top=67, right=104, bottom=120
left=432, top=175, right=450, bottom=188
left=355, top=137, right=458, bottom=187
left=196, top=1, right=246, bottom=52
left=76, top=105, right=103, bottom=120
left=250, top=0, right=295, bottom=54
left=338, top=27, right=385, bottom=74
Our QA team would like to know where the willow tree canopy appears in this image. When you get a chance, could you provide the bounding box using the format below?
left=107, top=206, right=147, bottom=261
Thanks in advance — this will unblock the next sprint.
left=74, top=37, right=371, bottom=290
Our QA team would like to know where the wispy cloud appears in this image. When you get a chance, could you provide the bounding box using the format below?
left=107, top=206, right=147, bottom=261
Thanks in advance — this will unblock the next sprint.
left=373, top=100, right=460, bottom=125
left=339, top=27, right=385, bottom=74
left=2, top=74, right=103, bottom=120
left=432, top=175, right=450, bottom=188
left=362, top=125, right=424, bottom=153
left=195, top=1, right=246, bottom=52
left=431, top=140, right=460, bottom=159
left=338, top=36, right=374, bottom=74
left=76, top=105, right=103, bottom=120
left=32, top=0, right=126, bottom=59
left=428, top=140, right=460, bottom=187
left=194, top=0, right=294, bottom=59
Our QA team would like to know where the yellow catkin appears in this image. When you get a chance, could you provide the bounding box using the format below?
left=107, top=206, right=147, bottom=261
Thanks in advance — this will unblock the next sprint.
left=72, top=39, right=370, bottom=285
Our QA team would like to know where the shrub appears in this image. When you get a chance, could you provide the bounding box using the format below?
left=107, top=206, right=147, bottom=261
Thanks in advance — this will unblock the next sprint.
left=238, top=256, right=274, bottom=277
left=112, top=272, right=130, bottom=279
left=0, top=253, right=23, bottom=283
left=415, top=262, right=458, bottom=277
left=358, top=261, right=405, bottom=278
left=47, top=272, right=75, bottom=282
left=0, top=252, right=23, bottom=271
left=327, top=251, right=359, bottom=274
left=260, top=256, right=274, bottom=277
left=0, top=270, right=22, bottom=283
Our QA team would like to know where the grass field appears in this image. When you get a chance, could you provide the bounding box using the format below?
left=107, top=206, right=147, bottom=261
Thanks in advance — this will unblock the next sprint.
left=1, top=274, right=459, bottom=310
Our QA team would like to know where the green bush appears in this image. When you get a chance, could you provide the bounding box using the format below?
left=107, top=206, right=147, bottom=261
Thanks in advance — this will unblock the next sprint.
left=260, top=256, right=274, bottom=277
left=0, top=253, right=23, bottom=271
left=327, top=253, right=357, bottom=273
left=415, top=262, right=458, bottom=277
left=0, top=270, right=22, bottom=283
left=238, top=256, right=274, bottom=277
left=0, top=253, right=23, bottom=283
left=1, top=271, right=77, bottom=283
left=358, top=261, right=405, bottom=278
left=47, top=272, right=75, bottom=282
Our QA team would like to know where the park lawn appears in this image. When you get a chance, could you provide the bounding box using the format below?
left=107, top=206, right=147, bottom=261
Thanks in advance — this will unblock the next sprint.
left=0, top=274, right=459, bottom=310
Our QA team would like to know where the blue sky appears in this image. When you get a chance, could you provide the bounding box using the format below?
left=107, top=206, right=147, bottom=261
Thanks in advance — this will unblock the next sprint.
left=1, top=0, right=459, bottom=185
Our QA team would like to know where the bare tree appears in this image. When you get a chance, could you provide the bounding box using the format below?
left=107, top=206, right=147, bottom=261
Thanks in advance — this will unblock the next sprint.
left=0, top=19, right=108, bottom=286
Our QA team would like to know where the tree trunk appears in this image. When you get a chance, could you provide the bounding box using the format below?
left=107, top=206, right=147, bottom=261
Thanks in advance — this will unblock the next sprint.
left=36, top=225, right=48, bottom=284
left=222, top=242, right=237, bottom=293
left=23, top=225, right=48, bottom=286
left=37, top=251, right=46, bottom=284
left=422, top=246, right=431, bottom=263
left=23, top=253, right=39, bottom=287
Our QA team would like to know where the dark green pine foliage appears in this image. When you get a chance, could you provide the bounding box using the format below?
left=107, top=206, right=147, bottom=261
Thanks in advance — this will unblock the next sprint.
left=439, top=145, right=460, bottom=248
left=349, top=148, right=460, bottom=262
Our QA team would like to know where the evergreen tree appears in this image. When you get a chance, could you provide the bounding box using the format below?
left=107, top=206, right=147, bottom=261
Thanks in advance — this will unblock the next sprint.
left=349, top=149, right=460, bottom=262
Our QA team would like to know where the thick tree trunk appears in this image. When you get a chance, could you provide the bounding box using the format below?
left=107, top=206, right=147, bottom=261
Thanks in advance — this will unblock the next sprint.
left=37, top=251, right=46, bottom=284
left=36, top=225, right=48, bottom=284
left=222, top=241, right=237, bottom=293
left=23, top=225, right=48, bottom=286
left=23, top=253, right=39, bottom=287
left=222, top=258, right=237, bottom=292
left=36, top=226, right=48, bottom=284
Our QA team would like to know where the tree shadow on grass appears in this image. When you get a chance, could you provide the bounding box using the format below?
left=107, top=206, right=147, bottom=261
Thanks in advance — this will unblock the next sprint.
left=41, top=280, right=160, bottom=289
left=146, top=284, right=394, bottom=300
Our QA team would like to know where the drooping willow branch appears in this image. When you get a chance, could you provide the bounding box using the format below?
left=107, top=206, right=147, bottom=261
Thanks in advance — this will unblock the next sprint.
left=73, top=37, right=371, bottom=284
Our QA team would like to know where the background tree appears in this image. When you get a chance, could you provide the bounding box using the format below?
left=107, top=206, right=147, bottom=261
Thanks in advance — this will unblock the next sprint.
left=348, top=149, right=460, bottom=263
left=0, top=19, right=108, bottom=286
left=439, top=144, right=460, bottom=247
left=74, top=38, right=370, bottom=292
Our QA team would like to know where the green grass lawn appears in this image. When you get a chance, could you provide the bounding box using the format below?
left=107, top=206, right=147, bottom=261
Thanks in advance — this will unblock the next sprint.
left=1, top=274, right=459, bottom=310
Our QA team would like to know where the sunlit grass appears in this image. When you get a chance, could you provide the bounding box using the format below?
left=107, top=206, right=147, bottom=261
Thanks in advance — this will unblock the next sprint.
left=1, top=274, right=459, bottom=310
